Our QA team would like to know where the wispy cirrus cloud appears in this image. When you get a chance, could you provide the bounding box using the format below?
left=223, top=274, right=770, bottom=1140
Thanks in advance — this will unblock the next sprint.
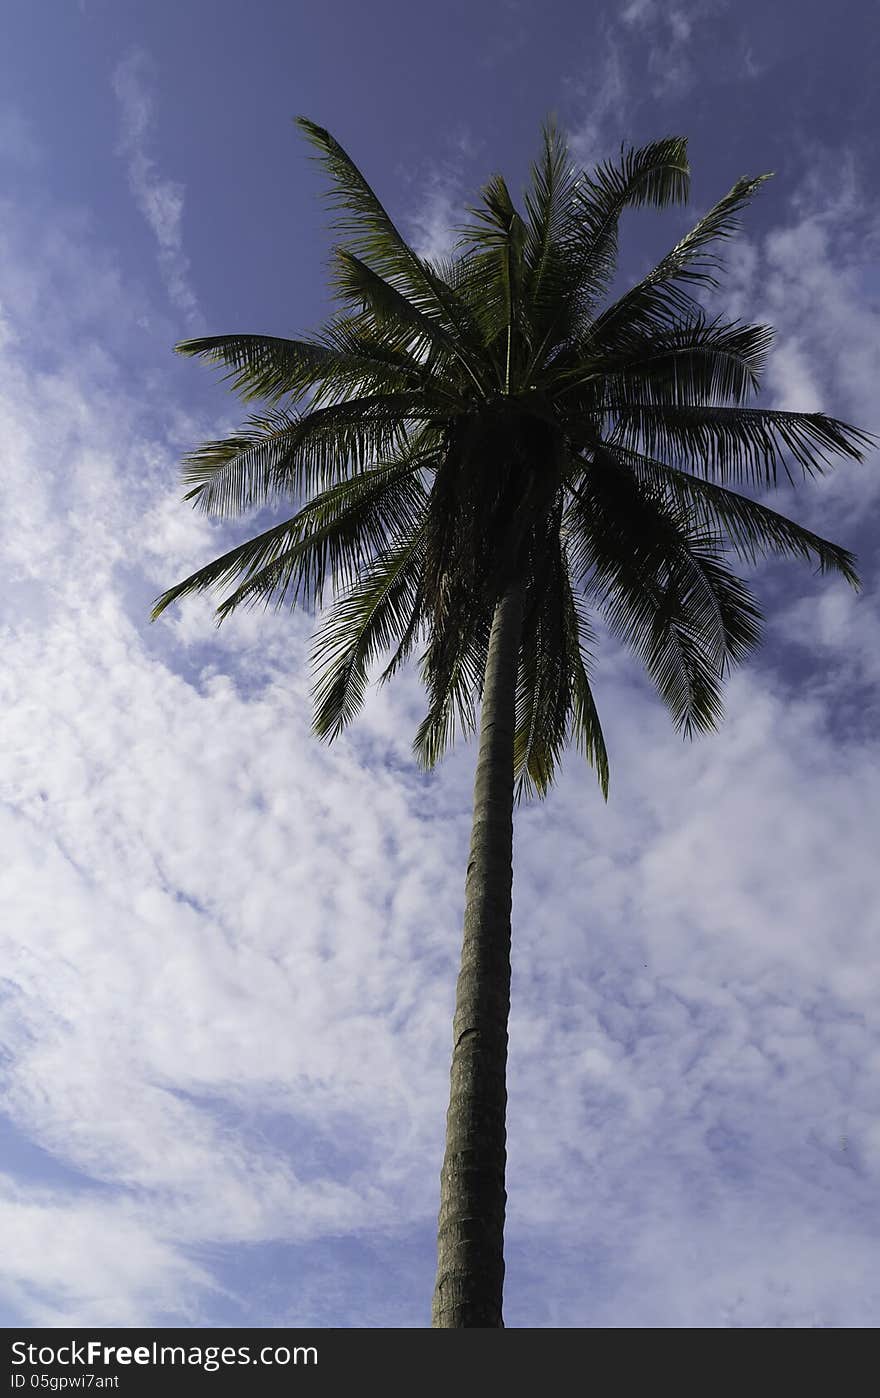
left=112, top=50, right=201, bottom=329
left=619, top=0, right=729, bottom=97
left=566, top=37, right=629, bottom=170
left=406, top=166, right=465, bottom=264
left=565, top=0, right=731, bottom=167
left=404, top=132, right=483, bottom=266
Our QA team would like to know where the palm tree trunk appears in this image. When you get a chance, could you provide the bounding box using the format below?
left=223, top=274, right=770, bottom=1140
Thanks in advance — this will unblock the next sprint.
left=431, top=578, right=524, bottom=1328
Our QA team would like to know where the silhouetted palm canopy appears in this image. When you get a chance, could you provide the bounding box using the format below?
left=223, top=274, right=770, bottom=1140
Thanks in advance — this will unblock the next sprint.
left=152, top=120, right=870, bottom=797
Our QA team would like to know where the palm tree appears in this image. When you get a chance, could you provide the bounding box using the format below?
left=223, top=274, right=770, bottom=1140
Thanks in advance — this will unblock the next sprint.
left=151, top=118, right=873, bottom=1327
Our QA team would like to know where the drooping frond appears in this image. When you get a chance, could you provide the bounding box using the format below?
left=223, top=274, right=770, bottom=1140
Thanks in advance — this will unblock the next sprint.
left=376, top=572, right=428, bottom=686
left=564, top=578, right=610, bottom=799
left=587, top=173, right=773, bottom=352
left=513, top=521, right=571, bottom=799
left=604, top=443, right=861, bottom=586
left=566, top=451, right=763, bottom=734
left=150, top=510, right=305, bottom=621
left=609, top=402, right=874, bottom=487
left=311, top=522, right=427, bottom=739
left=220, top=458, right=428, bottom=617
left=588, top=316, right=773, bottom=407
left=512, top=514, right=608, bottom=801
left=413, top=610, right=490, bottom=770
left=179, top=394, right=436, bottom=516
left=150, top=451, right=430, bottom=621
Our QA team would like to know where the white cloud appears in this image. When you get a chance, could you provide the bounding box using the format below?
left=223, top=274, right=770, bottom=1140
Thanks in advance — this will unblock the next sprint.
left=0, top=1177, right=214, bottom=1327
left=621, top=0, right=657, bottom=25
left=567, top=39, right=629, bottom=170
left=403, top=133, right=486, bottom=268
left=1, top=128, right=879, bottom=1328
left=637, top=0, right=728, bottom=97
left=403, top=129, right=483, bottom=267
left=407, top=167, right=464, bottom=265
left=566, top=0, right=730, bottom=159
left=716, top=162, right=880, bottom=529
left=112, top=50, right=201, bottom=329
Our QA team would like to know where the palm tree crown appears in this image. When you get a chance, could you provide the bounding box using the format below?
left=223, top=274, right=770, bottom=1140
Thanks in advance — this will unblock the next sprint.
left=152, top=119, right=869, bottom=798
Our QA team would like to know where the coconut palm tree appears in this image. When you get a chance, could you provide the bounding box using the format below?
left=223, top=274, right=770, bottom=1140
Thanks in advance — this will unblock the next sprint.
left=151, top=118, right=873, bottom=1327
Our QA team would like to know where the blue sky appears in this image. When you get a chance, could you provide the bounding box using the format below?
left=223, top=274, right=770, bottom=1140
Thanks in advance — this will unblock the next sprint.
left=1, top=0, right=879, bottom=1327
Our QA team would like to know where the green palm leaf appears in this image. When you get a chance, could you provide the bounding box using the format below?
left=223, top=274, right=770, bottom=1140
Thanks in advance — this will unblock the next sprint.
left=590, top=316, right=773, bottom=406
left=609, top=402, right=873, bottom=487
left=524, top=135, right=691, bottom=373
left=151, top=452, right=429, bottom=621
left=311, top=523, right=427, bottom=739
left=566, top=455, right=763, bottom=733
left=569, top=136, right=691, bottom=300
left=329, top=248, right=485, bottom=393
left=564, top=577, right=610, bottom=799
left=604, top=443, right=860, bottom=584
left=588, top=172, right=773, bottom=352
left=174, top=333, right=333, bottom=404
left=522, top=119, right=581, bottom=313
left=180, top=394, right=439, bottom=516
left=296, top=117, right=484, bottom=358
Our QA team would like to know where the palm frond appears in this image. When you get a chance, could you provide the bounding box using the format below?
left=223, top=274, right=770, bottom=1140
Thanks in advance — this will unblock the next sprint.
left=316, top=317, right=469, bottom=403
left=412, top=641, right=484, bottom=770
left=175, top=325, right=465, bottom=409
left=563, top=575, right=609, bottom=799
left=603, top=443, right=861, bottom=585
left=589, top=172, right=773, bottom=350
left=455, top=174, right=529, bottom=388
left=413, top=597, right=493, bottom=769
left=566, top=455, right=763, bottom=734
left=525, top=135, right=691, bottom=373
left=180, top=394, right=436, bottom=516
left=570, top=136, right=690, bottom=298
left=609, top=402, right=873, bottom=487
left=151, top=453, right=429, bottom=622
left=174, top=333, right=335, bottom=404
left=585, top=316, right=773, bottom=407
left=376, top=575, right=427, bottom=685
left=522, top=118, right=581, bottom=313
left=150, top=510, right=304, bottom=621
left=329, top=248, right=485, bottom=393
left=214, top=456, right=428, bottom=617
left=513, top=537, right=570, bottom=799
left=296, top=117, right=484, bottom=359
left=311, top=523, right=426, bottom=739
